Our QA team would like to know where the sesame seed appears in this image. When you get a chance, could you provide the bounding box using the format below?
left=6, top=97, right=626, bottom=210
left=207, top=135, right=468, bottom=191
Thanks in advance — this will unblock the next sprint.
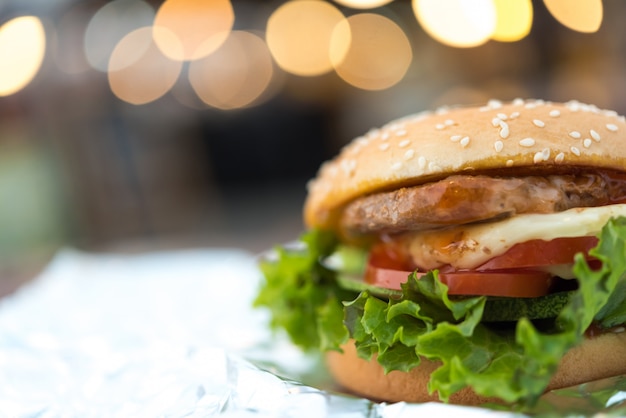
left=398, top=139, right=411, bottom=148
left=590, top=129, right=601, bottom=141
left=341, top=159, right=356, bottom=176
left=450, top=135, right=462, bottom=142
left=492, top=117, right=502, bottom=127
left=391, top=162, right=403, bottom=171
left=404, top=149, right=415, bottom=160
left=354, top=137, right=369, bottom=147
left=506, top=160, right=514, bottom=167
left=428, top=162, right=441, bottom=172
left=379, top=143, right=390, bottom=151
left=583, top=138, right=593, bottom=148
left=555, top=152, right=565, bottom=163
left=418, top=156, right=426, bottom=169
left=381, top=132, right=390, bottom=140
left=512, top=98, right=524, bottom=106
left=569, top=131, right=581, bottom=139
left=533, top=119, right=545, bottom=128
left=325, top=163, right=338, bottom=177
left=567, top=101, right=581, bottom=112
left=533, top=151, right=544, bottom=164
left=533, top=148, right=550, bottom=163
left=549, top=110, right=560, bottom=117
left=494, top=141, right=504, bottom=152
left=510, top=112, right=520, bottom=119
left=499, top=123, right=510, bottom=139
left=525, top=103, right=537, bottom=109
left=436, top=124, right=445, bottom=130
left=497, top=113, right=508, bottom=120
left=607, top=123, right=619, bottom=132
left=571, top=146, right=581, bottom=156
left=460, top=136, right=470, bottom=147
left=444, top=119, right=454, bottom=126
left=395, top=129, right=407, bottom=137
left=519, top=138, right=535, bottom=147
left=488, top=99, right=503, bottom=109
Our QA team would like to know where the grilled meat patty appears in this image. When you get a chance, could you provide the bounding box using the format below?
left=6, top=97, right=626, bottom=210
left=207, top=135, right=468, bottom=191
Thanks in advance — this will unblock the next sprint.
left=341, top=173, right=624, bottom=235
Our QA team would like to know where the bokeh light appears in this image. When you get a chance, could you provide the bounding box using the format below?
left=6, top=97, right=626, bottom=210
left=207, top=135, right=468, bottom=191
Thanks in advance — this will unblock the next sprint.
left=330, top=13, right=412, bottom=90
left=153, top=0, right=235, bottom=61
left=412, top=0, right=496, bottom=48
left=543, top=0, right=603, bottom=33
left=84, top=0, right=155, bottom=72
left=492, top=0, right=533, bottom=42
left=188, top=31, right=275, bottom=110
left=0, top=16, right=46, bottom=97
left=108, top=27, right=183, bottom=105
left=333, top=0, right=395, bottom=9
left=266, top=0, right=348, bottom=77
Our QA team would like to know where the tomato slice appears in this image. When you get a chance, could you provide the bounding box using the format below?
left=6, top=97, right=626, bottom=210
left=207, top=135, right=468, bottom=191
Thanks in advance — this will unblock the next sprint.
left=476, top=236, right=598, bottom=271
left=364, top=235, right=597, bottom=298
left=364, top=263, right=553, bottom=297
left=368, top=238, right=416, bottom=271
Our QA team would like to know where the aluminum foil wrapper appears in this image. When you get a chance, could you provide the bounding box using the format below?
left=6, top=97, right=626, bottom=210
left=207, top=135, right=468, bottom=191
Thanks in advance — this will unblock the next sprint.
left=0, top=249, right=624, bottom=417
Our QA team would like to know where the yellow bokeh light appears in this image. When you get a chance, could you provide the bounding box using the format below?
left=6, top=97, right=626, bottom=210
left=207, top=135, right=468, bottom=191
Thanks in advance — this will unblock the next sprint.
left=266, top=0, right=348, bottom=77
left=333, top=0, right=394, bottom=9
left=108, top=27, right=183, bottom=105
left=188, top=31, right=275, bottom=110
left=330, top=13, right=412, bottom=91
left=0, top=16, right=46, bottom=96
left=543, top=0, right=602, bottom=33
left=412, top=0, right=496, bottom=48
left=153, top=0, right=234, bottom=61
left=492, top=0, right=532, bottom=42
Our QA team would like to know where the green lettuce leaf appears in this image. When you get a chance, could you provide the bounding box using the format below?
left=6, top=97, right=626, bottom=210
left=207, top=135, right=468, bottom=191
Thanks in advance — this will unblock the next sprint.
left=255, top=217, right=626, bottom=407
left=254, top=229, right=351, bottom=351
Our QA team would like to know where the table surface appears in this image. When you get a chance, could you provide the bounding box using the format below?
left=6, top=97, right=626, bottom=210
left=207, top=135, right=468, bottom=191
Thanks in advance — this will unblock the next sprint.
left=0, top=248, right=523, bottom=417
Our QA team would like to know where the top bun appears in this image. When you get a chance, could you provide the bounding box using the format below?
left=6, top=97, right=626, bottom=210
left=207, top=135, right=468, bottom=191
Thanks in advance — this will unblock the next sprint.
left=304, top=99, right=626, bottom=229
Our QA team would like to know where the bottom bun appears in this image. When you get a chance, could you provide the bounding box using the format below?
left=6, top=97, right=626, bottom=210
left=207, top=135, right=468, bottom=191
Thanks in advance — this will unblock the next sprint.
left=326, top=331, right=626, bottom=406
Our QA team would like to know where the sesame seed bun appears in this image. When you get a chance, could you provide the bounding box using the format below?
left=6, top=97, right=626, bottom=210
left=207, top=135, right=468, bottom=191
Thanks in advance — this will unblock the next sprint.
left=327, top=331, right=626, bottom=406
left=305, top=99, right=626, bottom=230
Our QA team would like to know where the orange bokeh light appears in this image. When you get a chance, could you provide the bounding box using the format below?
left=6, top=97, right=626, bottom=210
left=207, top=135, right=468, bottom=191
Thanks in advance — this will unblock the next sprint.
left=266, top=0, right=348, bottom=76
left=331, top=13, right=412, bottom=90
left=153, top=0, right=234, bottom=61
left=108, top=27, right=183, bottom=104
left=543, top=0, right=602, bottom=33
left=189, top=31, right=276, bottom=110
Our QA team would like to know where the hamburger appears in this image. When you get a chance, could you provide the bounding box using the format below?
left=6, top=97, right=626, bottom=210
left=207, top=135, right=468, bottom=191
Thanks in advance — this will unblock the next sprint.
left=254, top=99, right=626, bottom=407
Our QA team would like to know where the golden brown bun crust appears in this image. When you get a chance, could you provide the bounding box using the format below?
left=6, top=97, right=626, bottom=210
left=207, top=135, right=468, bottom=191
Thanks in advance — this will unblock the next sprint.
left=305, top=100, right=626, bottom=229
left=326, top=332, right=626, bottom=406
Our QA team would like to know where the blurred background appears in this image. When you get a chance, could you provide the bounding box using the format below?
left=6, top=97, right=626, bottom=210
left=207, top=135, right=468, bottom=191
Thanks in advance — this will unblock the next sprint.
left=0, top=0, right=625, bottom=292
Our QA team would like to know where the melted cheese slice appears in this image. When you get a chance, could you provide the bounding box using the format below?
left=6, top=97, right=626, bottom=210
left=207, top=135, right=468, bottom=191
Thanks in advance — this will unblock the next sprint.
left=408, top=204, right=626, bottom=270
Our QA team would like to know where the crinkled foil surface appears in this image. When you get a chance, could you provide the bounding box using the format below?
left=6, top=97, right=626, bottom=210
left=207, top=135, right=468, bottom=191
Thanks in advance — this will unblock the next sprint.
left=0, top=249, right=625, bottom=417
